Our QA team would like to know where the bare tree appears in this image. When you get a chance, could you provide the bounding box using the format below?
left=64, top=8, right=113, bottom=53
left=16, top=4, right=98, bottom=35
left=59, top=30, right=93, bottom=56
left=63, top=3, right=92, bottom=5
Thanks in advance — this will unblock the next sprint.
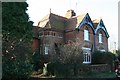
left=50, top=41, right=83, bottom=76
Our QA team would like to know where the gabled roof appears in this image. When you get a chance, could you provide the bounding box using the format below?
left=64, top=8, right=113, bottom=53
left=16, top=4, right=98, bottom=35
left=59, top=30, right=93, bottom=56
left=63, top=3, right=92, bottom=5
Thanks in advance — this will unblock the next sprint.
left=36, top=11, right=109, bottom=38
left=93, top=18, right=101, bottom=23
left=37, top=13, right=67, bottom=31
left=94, top=19, right=109, bottom=38
left=93, top=18, right=101, bottom=29
left=76, top=14, right=86, bottom=27
left=76, top=13, right=95, bottom=33
left=37, top=14, right=50, bottom=28
left=64, top=13, right=86, bottom=31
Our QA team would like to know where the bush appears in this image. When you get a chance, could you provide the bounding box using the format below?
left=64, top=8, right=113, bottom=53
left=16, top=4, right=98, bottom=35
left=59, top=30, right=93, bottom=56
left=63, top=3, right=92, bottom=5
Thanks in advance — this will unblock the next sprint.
left=47, top=62, right=83, bottom=77
left=47, top=62, right=69, bottom=77
left=92, top=51, right=115, bottom=64
left=2, top=56, right=33, bottom=79
left=48, top=43, right=83, bottom=77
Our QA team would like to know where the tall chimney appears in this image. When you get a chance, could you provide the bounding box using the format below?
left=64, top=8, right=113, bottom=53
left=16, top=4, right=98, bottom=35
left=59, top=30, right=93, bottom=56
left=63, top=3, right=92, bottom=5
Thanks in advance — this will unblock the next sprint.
left=65, top=9, right=76, bottom=18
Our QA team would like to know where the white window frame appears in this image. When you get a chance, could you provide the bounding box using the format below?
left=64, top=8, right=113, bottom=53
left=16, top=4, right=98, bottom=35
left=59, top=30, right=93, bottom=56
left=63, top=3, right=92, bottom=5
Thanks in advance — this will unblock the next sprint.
left=98, top=49, right=105, bottom=52
left=99, top=33, right=102, bottom=43
left=45, top=46, right=48, bottom=55
left=84, top=30, right=89, bottom=41
left=82, top=47, right=91, bottom=64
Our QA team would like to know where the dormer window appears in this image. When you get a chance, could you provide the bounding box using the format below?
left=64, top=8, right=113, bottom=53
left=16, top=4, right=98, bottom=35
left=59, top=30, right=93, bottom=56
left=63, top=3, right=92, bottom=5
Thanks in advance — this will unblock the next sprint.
left=99, top=33, right=102, bottom=43
left=84, top=29, right=89, bottom=41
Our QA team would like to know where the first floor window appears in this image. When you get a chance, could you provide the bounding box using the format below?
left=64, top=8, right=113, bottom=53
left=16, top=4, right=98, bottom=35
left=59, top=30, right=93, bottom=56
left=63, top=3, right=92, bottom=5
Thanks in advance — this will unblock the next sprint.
left=45, top=46, right=48, bottom=55
left=99, top=33, right=102, bottom=43
left=84, top=30, right=89, bottom=41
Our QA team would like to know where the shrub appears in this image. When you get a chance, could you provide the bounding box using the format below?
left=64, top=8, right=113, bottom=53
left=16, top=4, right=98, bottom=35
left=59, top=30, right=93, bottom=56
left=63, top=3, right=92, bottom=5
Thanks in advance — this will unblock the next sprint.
left=92, top=51, right=115, bottom=64
left=47, top=62, right=84, bottom=77
left=2, top=56, right=33, bottom=79
left=48, top=43, right=83, bottom=77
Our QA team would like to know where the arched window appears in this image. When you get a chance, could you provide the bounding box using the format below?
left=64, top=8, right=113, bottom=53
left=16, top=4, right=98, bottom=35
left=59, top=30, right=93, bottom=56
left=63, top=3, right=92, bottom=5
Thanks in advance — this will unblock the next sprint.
left=84, top=29, right=89, bottom=41
left=99, top=32, right=102, bottom=43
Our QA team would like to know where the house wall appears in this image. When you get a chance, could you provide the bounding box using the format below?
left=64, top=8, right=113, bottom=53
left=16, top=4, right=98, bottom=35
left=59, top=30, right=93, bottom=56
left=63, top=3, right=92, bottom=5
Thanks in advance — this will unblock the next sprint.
left=38, top=30, right=64, bottom=62
left=32, top=38, right=39, bottom=51
left=38, top=31, right=65, bottom=63
left=65, top=18, right=77, bottom=30
left=65, top=24, right=95, bottom=51
left=95, top=29, right=108, bottom=51
left=65, top=31, right=76, bottom=43
left=75, top=24, right=94, bottom=49
left=32, top=11, right=109, bottom=64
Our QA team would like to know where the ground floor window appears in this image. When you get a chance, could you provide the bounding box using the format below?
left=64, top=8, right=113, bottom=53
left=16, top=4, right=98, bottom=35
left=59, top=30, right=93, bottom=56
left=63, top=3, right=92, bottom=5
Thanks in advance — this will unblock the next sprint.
left=82, top=47, right=91, bottom=64
left=99, top=49, right=105, bottom=52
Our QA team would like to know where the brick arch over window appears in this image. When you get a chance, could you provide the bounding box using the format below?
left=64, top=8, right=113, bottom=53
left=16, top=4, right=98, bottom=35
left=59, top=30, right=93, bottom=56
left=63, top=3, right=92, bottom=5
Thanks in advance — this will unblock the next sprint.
left=95, top=27, right=109, bottom=38
left=79, top=24, right=95, bottom=44
left=96, top=28, right=106, bottom=38
left=96, top=28, right=108, bottom=51
left=79, top=24, right=95, bottom=34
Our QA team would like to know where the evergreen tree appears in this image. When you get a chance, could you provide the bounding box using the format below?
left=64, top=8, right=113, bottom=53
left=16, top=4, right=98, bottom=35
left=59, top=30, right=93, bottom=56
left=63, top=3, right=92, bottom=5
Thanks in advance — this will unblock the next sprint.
left=2, top=2, right=33, bottom=79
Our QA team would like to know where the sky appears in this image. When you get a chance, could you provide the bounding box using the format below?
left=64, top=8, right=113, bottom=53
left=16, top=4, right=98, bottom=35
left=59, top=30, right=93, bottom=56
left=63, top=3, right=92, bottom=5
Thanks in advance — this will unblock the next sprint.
left=26, top=0, right=119, bottom=51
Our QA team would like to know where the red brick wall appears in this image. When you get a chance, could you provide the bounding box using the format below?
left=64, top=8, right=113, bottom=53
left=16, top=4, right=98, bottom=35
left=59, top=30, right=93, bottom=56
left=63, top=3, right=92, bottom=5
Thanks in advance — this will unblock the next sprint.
left=75, top=24, right=94, bottom=48
left=32, top=38, right=39, bottom=51
left=95, top=29, right=108, bottom=51
left=65, top=30, right=76, bottom=43
left=65, top=24, right=95, bottom=50
left=39, top=31, right=64, bottom=56
left=65, top=18, right=77, bottom=30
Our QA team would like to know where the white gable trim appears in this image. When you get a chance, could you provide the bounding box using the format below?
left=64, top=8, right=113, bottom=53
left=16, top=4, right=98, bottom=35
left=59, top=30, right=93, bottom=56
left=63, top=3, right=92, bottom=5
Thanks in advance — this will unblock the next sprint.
left=77, top=13, right=95, bottom=34
left=95, top=19, right=109, bottom=38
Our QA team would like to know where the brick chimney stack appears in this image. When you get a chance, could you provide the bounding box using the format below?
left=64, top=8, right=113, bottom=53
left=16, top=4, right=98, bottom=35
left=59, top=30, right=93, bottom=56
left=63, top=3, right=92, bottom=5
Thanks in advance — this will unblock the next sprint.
left=65, top=9, right=76, bottom=18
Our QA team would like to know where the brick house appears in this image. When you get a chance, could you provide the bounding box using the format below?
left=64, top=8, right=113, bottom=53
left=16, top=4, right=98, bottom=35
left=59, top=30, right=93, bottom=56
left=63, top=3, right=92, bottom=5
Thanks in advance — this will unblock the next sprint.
left=32, top=10, right=109, bottom=64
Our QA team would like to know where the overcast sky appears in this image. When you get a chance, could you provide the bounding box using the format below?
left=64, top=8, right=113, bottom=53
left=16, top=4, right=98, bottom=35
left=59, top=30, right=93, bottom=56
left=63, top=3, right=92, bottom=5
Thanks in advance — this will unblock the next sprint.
left=26, top=0, right=119, bottom=51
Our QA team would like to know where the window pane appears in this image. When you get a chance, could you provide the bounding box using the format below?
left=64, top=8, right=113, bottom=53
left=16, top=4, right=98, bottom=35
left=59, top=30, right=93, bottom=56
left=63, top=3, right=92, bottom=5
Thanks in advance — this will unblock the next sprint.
left=83, top=52, right=91, bottom=63
left=45, top=47, right=48, bottom=55
left=99, top=34, right=102, bottom=43
left=84, top=30, right=89, bottom=40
